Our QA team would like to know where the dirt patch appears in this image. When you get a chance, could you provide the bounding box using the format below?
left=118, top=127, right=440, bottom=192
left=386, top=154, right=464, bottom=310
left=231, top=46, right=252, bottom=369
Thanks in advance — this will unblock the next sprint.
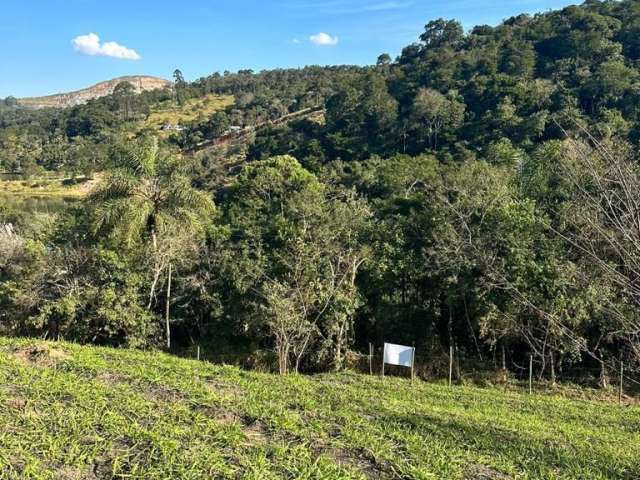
left=192, top=405, right=243, bottom=426
left=198, top=407, right=270, bottom=444
left=464, top=464, right=513, bottom=480
left=56, top=465, right=97, bottom=480
left=0, top=384, right=27, bottom=411
left=96, top=372, right=130, bottom=386
left=2, top=455, right=26, bottom=476
left=205, top=379, right=242, bottom=397
left=140, top=383, right=185, bottom=403
left=91, top=437, right=152, bottom=479
left=241, top=417, right=270, bottom=445
left=4, top=396, right=27, bottom=410
left=92, top=459, right=112, bottom=480
left=11, top=344, right=70, bottom=368
left=320, top=446, right=393, bottom=479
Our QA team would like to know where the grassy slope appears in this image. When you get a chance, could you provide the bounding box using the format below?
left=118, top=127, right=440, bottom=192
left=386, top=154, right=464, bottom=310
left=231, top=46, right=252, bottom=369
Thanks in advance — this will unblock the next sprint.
left=0, top=338, right=638, bottom=480
left=0, top=175, right=99, bottom=198
left=142, top=94, right=234, bottom=137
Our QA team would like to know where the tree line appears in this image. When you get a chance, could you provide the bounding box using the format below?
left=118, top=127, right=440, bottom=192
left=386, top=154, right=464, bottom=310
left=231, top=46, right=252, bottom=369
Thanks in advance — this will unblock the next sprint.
left=3, top=0, right=640, bottom=384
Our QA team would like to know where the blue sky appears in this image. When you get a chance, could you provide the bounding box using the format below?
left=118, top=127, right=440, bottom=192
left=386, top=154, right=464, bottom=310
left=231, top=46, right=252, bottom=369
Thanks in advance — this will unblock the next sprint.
left=1, top=0, right=578, bottom=98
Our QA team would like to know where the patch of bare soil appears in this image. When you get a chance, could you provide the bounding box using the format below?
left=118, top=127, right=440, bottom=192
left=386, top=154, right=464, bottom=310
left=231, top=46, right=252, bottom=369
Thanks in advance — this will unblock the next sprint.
left=95, top=372, right=130, bottom=386
left=464, top=464, right=513, bottom=480
left=240, top=416, right=270, bottom=446
left=0, top=384, right=27, bottom=411
left=205, top=379, right=243, bottom=397
left=11, top=344, right=70, bottom=368
left=138, top=382, right=187, bottom=404
left=4, top=396, right=27, bottom=410
left=2, top=455, right=26, bottom=477
left=91, top=437, right=152, bottom=480
left=319, top=445, right=394, bottom=479
left=56, top=465, right=97, bottom=480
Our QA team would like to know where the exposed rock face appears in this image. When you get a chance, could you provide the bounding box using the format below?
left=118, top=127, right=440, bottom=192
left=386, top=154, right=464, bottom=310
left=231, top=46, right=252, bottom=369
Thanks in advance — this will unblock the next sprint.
left=18, top=76, right=172, bottom=109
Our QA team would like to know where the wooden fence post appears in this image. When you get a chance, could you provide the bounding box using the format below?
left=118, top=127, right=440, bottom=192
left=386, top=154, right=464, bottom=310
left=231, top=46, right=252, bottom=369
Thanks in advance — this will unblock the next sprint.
left=529, top=354, right=533, bottom=395
left=197, top=344, right=201, bottom=361
left=619, top=361, right=624, bottom=405
left=411, top=345, right=415, bottom=385
left=369, top=343, right=373, bottom=375
left=381, top=344, right=385, bottom=378
left=448, top=345, right=453, bottom=387
left=165, top=263, right=172, bottom=350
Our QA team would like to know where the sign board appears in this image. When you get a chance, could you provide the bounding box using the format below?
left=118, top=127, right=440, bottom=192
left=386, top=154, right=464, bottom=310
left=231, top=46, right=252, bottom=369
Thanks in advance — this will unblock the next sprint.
left=383, top=343, right=414, bottom=368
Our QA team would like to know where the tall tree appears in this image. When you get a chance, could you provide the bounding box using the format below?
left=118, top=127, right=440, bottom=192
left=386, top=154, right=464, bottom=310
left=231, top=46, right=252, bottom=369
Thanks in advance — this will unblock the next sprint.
left=173, top=69, right=187, bottom=106
left=90, top=137, right=214, bottom=348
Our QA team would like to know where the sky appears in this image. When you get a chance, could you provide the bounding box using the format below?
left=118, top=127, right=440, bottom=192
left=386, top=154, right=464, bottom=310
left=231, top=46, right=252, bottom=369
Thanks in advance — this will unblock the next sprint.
left=0, top=0, right=579, bottom=98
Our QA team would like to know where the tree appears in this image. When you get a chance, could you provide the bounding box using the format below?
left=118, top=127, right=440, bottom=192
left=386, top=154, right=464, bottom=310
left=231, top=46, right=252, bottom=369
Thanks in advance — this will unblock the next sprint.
left=420, top=19, right=464, bottom=50
left=90, top=137, right=214, bottom=349
left=411, top=88, right=465, bottom=150
left=436, top=161, right=596, bottom=379
left=326, top=73, right=398, bottom=159
left=556, top=135, right=640, bottom=365
left=376, top=53, right=392, bottom=67
left=173, top=69, right=187, bottom=106
left=113, top=82, right=136, bottom=121
left=224, top=156, right=370, bottom=372
left=499, top=40, right=536, bottom=77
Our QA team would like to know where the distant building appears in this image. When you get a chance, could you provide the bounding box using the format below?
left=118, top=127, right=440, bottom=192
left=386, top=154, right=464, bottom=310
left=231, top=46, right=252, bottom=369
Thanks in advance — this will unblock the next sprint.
left=161, top=123, right=185, bottom=132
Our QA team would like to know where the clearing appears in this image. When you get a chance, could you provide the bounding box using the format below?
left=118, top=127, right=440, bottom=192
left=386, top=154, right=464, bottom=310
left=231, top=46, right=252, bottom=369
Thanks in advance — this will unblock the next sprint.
left=0, top=338, right=638, bottom=479
left=142, top=94, right=234, bottom=136
left=0, top=175, right=99, bottom=199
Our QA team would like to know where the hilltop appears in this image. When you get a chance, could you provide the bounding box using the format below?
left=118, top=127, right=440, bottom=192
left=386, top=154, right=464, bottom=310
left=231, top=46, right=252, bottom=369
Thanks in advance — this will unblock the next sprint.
left=0, top=337, right=638, bottom=479
left=17, top=76, right=171, bottom=109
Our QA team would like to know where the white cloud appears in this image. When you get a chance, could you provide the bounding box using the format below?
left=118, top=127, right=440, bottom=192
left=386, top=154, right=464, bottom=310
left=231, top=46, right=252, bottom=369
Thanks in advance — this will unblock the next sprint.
left=292, top=38, right=300, bottom=44
left=309, top=32, right=339, bottom=46
left=72, top=33, right=141, bottom=60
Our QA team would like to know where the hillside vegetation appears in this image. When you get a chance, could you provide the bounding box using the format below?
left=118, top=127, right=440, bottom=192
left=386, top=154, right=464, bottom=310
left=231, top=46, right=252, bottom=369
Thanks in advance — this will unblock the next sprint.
left=1, top=338, right=638, bottom=480
left=0, top=175, right=99, bottom=198
left=142, top=94, right=234, bottom=137
left=4, top=0, right=640, bottom=400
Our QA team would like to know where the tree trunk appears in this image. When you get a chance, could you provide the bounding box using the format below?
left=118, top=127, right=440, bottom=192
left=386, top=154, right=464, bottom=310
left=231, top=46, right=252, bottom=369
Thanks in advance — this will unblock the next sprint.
left=165, top=263, right=172, bottom=350
left=463, top=295, right=482, bottom=360
left=549, top=351, right=556, bottom=386
left=277, top=340, right=289, bottom=375
left=148, top=228, right=160, bottom=309
left=335, top=322, right=345, bottom=372
left=599, top=360, right=609, bottom=389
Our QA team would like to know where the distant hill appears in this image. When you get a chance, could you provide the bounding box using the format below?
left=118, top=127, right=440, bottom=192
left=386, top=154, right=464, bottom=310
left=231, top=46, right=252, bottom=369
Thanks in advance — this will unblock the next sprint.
left=17, top=75, right=172, bottom=109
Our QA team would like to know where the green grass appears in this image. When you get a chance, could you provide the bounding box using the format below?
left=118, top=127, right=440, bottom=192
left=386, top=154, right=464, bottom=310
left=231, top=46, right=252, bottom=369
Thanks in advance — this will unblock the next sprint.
left=142, top=94, right=234, bottom=136
left=0, top=338, right=638, bottom=479
left=0, top=175, right=99, bottom=198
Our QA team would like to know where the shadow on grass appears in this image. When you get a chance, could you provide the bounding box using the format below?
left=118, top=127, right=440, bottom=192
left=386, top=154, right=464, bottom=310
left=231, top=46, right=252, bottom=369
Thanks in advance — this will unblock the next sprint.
left=374, top=409, right=636, bottom=479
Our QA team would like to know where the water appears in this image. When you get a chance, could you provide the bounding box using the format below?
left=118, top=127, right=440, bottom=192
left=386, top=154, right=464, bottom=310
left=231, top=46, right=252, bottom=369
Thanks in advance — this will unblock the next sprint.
left=0, top=194, right=78, bottom=214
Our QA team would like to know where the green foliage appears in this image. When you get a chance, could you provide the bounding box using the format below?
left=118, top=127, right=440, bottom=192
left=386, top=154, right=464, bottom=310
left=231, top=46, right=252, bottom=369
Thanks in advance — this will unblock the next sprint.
left=4, top=0, right=640, bottom=382
left=90, top=137, right=214, bottom=246
left=221, top=156, right=371, bottom=371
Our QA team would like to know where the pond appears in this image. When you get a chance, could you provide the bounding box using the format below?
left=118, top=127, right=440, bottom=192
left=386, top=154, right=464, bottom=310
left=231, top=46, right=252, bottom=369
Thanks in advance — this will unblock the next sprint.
left=0, top=194, right=78, bottom=214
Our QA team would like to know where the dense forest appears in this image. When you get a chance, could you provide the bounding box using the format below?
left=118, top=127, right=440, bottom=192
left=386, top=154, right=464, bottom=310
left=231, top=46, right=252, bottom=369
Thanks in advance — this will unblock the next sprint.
left=4, top=0, right=640, bottom=384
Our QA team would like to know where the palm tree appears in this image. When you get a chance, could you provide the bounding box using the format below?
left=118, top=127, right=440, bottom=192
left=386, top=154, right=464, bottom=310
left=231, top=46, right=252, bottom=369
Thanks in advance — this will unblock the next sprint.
left=90, top=136, right=214, bottom=348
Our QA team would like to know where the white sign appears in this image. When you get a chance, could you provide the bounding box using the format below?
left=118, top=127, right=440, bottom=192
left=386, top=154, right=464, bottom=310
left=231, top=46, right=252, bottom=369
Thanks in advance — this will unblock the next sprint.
left=383, top=343, right=414, bottom=368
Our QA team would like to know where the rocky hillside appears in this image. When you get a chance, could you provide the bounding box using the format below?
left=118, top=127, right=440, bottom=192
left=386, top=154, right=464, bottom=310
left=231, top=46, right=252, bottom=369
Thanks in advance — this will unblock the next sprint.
left=18, top=75, right=171, bottom=109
